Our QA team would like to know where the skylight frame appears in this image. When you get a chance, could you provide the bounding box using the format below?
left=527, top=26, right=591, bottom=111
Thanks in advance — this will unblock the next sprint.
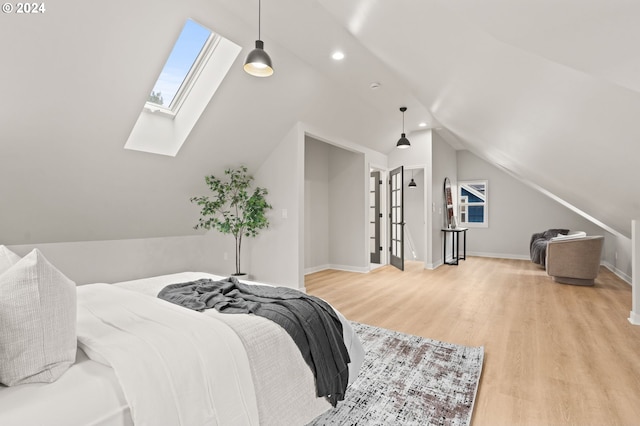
left=144, top=23, right=222, bottom=118
left=125, top=23, right=242, bottom=157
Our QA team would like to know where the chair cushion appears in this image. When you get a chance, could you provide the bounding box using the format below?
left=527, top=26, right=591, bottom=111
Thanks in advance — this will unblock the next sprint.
left=550, top=231, right=587, bottom=241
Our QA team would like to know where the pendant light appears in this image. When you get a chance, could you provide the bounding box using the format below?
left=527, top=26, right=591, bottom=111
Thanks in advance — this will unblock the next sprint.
left=396, top=106, right=410, bottom=149
left=244, top=0, right=273, bottom=77
left=408, top=170, right=417, bottom=188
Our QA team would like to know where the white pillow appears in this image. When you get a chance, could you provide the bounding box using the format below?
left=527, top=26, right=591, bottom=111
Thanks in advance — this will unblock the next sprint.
left=0, top=245, right=21, bottom=275
left=551, top=231, right=587, bottom=241
left=0, top=249, right=77, bottom=386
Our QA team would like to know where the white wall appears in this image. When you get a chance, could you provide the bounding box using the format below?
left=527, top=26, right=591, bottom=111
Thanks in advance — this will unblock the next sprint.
left=8, top=235, right=219, bottom=285
left=431, top=132, right=458, bottom=267
left=404, top=168, right=425, bottom=262
left=1, top=0, right=403, bottom=248
left=388, top=131, right=429, bottom=171
left=190, top=231, right=250, bottom=278
left=630, top=220, right=640, bottom=324
left=389, top=130, right=433, bottom=268
left=328, top=146, right=367, bottom=271
left=303, top=136, right=368, bottom=274
left=605, top=234, right=632, bottom=283
left=456, top=150, right=608, bottom=259
left=304, top=138, right=330, bottom=272
left=251, top=124, right=304, bottom=289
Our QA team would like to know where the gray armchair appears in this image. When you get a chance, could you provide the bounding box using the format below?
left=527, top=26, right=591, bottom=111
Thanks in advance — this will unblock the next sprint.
left=545, top=235, right=604, bottom=286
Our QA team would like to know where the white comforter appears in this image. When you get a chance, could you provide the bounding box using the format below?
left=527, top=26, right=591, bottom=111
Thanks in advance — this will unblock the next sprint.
left=77, top=283, right=260, bottom=426
left=76, top=272, right=364, bottom=426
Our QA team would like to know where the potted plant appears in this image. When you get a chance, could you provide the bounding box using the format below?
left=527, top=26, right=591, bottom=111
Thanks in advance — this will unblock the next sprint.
left=190, top=165, right=271, bottom=278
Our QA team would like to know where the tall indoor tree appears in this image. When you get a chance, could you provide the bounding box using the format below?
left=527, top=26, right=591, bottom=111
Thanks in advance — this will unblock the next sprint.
left=191, top=166, right=271, bottom=276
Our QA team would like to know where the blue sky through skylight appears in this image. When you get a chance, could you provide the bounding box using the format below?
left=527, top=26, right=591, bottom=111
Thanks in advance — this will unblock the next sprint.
left=149, top=19, right=212, bottom=108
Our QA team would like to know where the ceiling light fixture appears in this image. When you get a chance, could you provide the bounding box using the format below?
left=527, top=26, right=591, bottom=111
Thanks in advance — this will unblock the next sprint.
left=332, top=51, right=345, bottom=60
left=396, top=106, right=410, bottom=149
left=409, top=170, right=417, bottom=188
left=243, top=0, right=273, bottom=77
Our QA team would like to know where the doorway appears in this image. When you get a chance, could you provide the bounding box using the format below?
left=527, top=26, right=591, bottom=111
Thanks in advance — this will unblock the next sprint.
left=403, top=168, right=425, bottom=265
left=304, top=136, right=368, bottom=275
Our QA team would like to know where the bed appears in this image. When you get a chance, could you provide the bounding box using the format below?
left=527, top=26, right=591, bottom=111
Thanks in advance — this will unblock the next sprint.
left=0, top=250, right=364, bottom=426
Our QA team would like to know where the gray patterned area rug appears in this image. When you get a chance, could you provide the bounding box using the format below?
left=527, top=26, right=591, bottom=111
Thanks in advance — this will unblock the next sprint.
left=310, top=322, right=484, bottom=426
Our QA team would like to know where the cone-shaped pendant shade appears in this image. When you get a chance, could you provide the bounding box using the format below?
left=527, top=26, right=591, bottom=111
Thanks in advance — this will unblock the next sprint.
left=244, top=40, right=273, bottom=77
left=409, top=178, right=417, bottom=188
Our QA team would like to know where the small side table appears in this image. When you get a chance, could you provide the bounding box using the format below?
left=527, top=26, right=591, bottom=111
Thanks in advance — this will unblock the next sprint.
left=442, top=227, right=468, bottom=265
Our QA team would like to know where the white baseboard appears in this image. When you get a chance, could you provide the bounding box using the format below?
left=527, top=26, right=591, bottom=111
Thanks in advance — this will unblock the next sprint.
left=467, top=251, right=530, bottom=260
left=468, top=255, right=632, bottom=285
left=304, top=264, right=331, bottom=275
left=601, top=261, right=632, bottom=285
left=304, top=264, right=369, bottom=275
left=426, top=261, right=441, bottom=270
left=328, top=264, right=370, bottom=273
left=369, top=263, right=385, bottom=271
left=629, top=311, right=640, bottom=325
left=306, top=257, right=632, bottom=289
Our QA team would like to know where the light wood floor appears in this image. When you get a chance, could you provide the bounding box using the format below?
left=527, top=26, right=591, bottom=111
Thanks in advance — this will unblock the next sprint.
left=305, top=257, right=640, bottom=426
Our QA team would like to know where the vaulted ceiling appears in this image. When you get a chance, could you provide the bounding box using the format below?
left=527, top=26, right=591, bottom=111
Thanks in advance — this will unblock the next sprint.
left=275, top=0, right=640, bottom=238
left=2, top=0, right=638, bottom=244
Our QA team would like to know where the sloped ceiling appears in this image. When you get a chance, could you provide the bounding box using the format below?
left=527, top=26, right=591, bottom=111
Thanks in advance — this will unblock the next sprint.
left=315, top=0, right=640, bottom=238
left=0, top=0, right=408, bottom=244
left=2, top=0, right=639, bottom=244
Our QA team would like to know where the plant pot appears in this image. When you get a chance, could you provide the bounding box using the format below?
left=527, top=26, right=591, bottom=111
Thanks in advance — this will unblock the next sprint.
left=232, top=273, right=249, bottom=281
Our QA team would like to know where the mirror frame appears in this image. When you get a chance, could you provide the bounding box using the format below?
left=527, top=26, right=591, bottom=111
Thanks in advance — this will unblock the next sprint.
left=443, top=177, right=455, bottom=228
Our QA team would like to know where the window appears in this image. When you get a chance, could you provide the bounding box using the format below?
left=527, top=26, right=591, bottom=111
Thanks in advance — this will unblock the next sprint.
left=145, top=19, right=219, bottom=116
left=458, top=180, right=488, bottom=227
left=125, top=19, right=242, bottom=156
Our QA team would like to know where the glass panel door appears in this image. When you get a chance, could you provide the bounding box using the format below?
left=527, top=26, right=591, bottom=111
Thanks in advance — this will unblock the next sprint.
left=370, top=171, right=381, bottom=263
left=389, top=166, right=404, bottom=270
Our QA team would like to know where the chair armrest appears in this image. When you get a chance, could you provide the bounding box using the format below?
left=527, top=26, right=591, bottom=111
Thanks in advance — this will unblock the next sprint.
left=546, top=236, right=604, bottom=279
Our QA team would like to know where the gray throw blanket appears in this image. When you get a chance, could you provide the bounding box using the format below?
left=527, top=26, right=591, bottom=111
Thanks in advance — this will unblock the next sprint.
left=530, top=228, right=569, bottom=266
left=157, top=277, right=350, bottom=407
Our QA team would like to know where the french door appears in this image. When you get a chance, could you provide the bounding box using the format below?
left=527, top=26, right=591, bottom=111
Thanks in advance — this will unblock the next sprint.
left=389, top=166, right=404, bottom=270
left=370, top=171, right=382, bottom=263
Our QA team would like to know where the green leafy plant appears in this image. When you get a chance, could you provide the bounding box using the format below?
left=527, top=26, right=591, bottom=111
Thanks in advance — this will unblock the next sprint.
left=190, top=166, right=272, bottom=276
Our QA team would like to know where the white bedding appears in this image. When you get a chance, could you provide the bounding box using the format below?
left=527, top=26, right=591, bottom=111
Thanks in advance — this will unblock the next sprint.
left=0, top=272, right=364, bottom=426
left=114, top=272, right=363, bottom=385
left=77, top=283, right=260, bottom=425
left=0, top=348, right=132, bottom=426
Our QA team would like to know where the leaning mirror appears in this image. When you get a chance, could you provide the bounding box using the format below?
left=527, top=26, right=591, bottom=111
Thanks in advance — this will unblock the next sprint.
left=443, top=177, right=456, bottom=228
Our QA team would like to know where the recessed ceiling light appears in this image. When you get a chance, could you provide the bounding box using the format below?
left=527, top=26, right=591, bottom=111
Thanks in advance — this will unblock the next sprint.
left=419, top=122, right=427, bottom=127
left=370, top=82, right=381, bottom=90
left=332, top=51, right=345, bottom=60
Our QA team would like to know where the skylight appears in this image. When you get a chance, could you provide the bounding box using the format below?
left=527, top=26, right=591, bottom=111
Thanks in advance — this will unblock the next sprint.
left=146, top=19, right=216, bottom=114
left=125, top=19, right=242, bottom=156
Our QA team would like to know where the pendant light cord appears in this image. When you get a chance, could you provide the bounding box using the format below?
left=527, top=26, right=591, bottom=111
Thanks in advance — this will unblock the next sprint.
left=258, top=0, right=261, bottom=40
left=402, top=109, right=405, bottom=133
